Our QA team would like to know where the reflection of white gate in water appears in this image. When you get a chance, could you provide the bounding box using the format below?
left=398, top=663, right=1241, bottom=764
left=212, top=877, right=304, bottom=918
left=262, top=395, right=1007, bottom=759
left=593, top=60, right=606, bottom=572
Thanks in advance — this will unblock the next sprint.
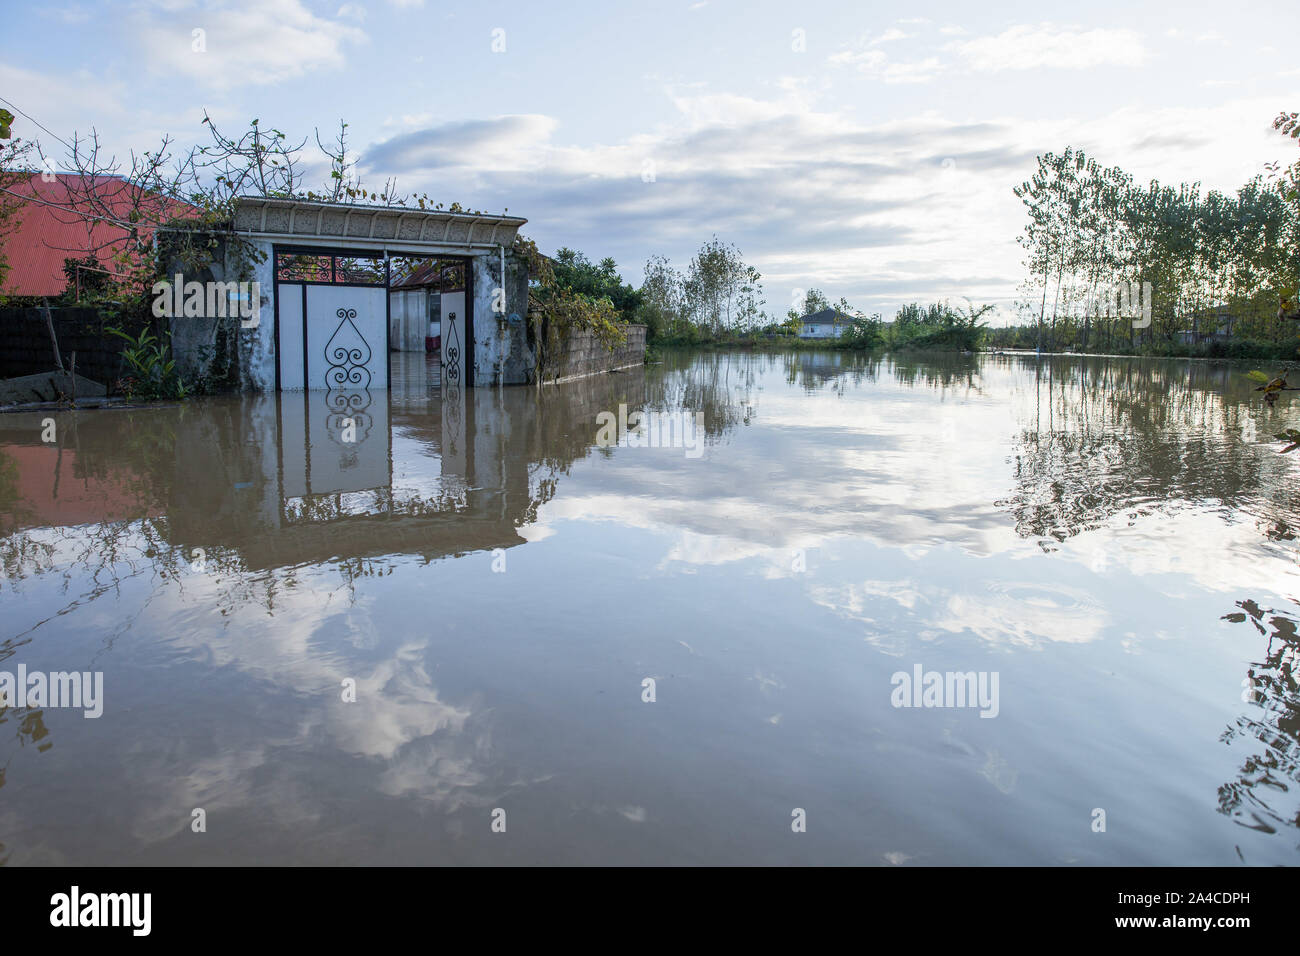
left=277, top=390, right=391, bottom=507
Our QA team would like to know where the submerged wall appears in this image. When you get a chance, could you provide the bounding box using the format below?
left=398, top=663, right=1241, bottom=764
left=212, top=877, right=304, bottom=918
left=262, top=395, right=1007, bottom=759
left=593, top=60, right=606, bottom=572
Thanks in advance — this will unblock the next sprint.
left=536, top=324, right=647, bottom=385
left=471, top=252, right=533, bottom=385
left=162, top=235, right=275, bottom=393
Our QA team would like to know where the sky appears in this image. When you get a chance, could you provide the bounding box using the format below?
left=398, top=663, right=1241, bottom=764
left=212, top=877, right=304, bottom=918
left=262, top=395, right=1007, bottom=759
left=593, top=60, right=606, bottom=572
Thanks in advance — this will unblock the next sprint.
left=7, top=0, right=1300, bottom=323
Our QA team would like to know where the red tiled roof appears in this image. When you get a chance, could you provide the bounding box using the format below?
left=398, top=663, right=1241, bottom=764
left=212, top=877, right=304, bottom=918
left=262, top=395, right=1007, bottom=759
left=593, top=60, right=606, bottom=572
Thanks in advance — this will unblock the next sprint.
left=390, top=258, right=466, bottom=289
left=1, top=173, right=186, bottom=296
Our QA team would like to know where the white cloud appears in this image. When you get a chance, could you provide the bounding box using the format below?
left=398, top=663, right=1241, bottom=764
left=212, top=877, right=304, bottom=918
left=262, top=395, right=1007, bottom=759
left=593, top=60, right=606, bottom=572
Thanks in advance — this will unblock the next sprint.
left=363, top=114, right=558, bottom=174
left=953, top=23, right=1147, bottom=72
left=832, top=21, right=1146, bottom=84
left=869, top=28, right=913, bottom=46
left=877, top=56, right=945, bottom=84
left=355, top=81, right=1297, bottom=316
left=829, top=48, right=945, bottom=84
left=49, top=4, right=92, bottom=24
left=0, top=62, right=126, bottom=147
left=135, top=0, right=367, bottom=89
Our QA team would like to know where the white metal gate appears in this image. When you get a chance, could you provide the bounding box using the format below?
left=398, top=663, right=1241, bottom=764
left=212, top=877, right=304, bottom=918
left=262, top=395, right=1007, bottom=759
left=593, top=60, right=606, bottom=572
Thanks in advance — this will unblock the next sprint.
left=277, top=283, right=388, bottom=390
left=439, top=291, right=467, bottom=387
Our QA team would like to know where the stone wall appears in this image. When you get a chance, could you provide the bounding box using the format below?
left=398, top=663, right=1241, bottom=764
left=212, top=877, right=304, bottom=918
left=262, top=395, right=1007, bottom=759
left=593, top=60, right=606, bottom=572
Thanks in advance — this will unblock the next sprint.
left=0, top=306, right=130, bottom=384
left=161, top=234, right=271, bottom=393
left=536, top=324, right=647, bottom=385
left=471, top=251, right=534, bottom=385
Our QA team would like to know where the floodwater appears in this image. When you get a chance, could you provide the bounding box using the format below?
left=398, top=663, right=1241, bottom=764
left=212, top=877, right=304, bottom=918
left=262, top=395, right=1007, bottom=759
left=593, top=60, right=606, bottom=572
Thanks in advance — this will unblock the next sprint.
left=2, top=349, right=1299, bottom=865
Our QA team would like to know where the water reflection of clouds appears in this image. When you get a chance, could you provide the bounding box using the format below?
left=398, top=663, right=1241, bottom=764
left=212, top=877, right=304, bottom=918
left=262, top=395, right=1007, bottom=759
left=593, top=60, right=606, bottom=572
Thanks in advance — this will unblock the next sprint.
left=940, top=584, right=1106, bottom=647
left=806, top=575, right=1105, bottom=650
left=115, top=576, right=493, bottom=844
left=1058, top=510, right=1300, bottom=601
left=541, top=356, right=1300, bottom=667
left=7, top=351, right=1300, bottom=863
left=542, top=382, right=1022, bottom=563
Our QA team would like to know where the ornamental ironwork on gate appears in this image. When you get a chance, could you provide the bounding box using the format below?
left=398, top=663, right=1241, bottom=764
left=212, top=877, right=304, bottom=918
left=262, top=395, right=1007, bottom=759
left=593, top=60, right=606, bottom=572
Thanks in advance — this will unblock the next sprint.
left=443, top=311, right=462, bottom=385
left=324, top=308, right=373, bottom=391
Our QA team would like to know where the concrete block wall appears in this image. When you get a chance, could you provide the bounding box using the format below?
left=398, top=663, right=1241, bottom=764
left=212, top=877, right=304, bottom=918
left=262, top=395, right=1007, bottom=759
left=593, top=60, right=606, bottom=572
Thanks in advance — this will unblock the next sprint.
left=537, top=324, right=647, bottom=384
left=0, top=307, right=130, bottom=384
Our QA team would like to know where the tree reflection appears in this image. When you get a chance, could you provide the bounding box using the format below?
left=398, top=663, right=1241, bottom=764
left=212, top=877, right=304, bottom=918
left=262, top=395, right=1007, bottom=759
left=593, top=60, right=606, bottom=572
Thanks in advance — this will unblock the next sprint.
left=648, top=349, right=763, bottom=439
left=996, top=355, right=1300, bottom=542
left=1219, top=599, right=1300, bottom=840
left=0, top=632, right=54, bottom=838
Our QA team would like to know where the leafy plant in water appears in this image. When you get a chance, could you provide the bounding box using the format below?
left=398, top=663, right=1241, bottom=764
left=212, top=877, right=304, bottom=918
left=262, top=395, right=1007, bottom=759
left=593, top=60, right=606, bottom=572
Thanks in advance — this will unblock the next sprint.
left=106, top=325, right=189, bottom=400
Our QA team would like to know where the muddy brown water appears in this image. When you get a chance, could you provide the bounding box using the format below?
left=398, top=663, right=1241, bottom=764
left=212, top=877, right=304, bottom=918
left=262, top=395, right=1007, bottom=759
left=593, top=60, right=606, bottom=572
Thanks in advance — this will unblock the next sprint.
left=1, top=349, right=1298, bottom=864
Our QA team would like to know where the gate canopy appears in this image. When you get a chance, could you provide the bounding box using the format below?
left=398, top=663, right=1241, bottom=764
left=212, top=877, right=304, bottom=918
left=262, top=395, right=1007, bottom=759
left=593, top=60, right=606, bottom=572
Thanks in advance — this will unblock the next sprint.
left=166, top=198, right=529, bottom=392
left=232, top=198, right=527, bottom=257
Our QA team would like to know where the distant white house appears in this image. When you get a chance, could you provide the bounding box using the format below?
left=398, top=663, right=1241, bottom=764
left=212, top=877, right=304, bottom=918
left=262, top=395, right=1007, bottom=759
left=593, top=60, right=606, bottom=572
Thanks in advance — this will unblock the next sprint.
left=798, top=308, right=853, bottom=339
left=1174, top=307, right=1234, bottom=345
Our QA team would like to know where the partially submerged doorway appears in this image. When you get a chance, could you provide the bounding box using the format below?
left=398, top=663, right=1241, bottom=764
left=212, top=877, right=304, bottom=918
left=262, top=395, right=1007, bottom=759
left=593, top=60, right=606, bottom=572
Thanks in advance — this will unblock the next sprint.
left=388, top=257, right=471, bottom=387
left=222, top=197, right=527, bottom=392
left=274, top=248, right=475, bottom=392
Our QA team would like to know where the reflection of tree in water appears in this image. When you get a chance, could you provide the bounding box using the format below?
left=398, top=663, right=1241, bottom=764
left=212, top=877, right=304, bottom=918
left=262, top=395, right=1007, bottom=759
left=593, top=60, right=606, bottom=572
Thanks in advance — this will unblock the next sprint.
left=3, top=513, right=231, bottom=628
left=644, top=350, right=994, bottom=451
left=0, top=448, right=28, bottom=530
left=647, top=350, right=771, bottom=441
left=648, top=350, right=998, bottom=444
left=0, top=531, right=56, bottom=582
left=0, top=632, right=54, bottom=854
left=888, top=354, right=982, bottom=393
left=1219, top=600, right=1300, bottom=841
left=0, top=405, right=176, bottom=586
left=996, top=356, right=1300, bottom=542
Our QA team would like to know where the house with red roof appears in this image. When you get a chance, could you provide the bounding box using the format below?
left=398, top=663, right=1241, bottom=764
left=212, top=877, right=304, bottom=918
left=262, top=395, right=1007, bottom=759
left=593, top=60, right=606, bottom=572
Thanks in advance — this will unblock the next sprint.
left=1, top=172, right=178, bottom=297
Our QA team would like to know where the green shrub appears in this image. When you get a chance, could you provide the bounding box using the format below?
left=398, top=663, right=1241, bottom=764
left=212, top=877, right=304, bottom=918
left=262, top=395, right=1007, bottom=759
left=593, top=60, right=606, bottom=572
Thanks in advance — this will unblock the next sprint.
left=106, top=325, right=189, bottom=400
